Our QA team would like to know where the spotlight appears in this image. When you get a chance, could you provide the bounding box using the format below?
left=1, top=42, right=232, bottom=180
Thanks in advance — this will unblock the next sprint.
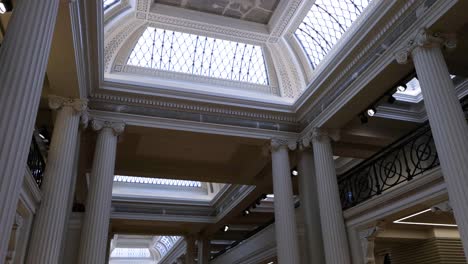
left=387, top=95, right=396, bottom=104
left=397, top=84, right=407, bottom=92
left=360, top=113, right=368, bottom=124
left=0, top=0, right=13, bottom=14
left=367, top=107, right=376, bottom=117
left=223, top=225, right=229, bottom=232
left=291, top=167, right=299, bottom=176
left=243, top=209, right=250, bottom=216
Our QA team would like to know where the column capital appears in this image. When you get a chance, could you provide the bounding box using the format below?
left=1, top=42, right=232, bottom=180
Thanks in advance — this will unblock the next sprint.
left=312, top=128, right=340, bottom=143
left=395, top=29, right=456, bottom=64
left=299, top=132, right=313, bottom=150
left=91, top=119, right=125, bottom=136
left=271, top=138, right=297, bottom=151
left=48, top=95, right=88, bottom=113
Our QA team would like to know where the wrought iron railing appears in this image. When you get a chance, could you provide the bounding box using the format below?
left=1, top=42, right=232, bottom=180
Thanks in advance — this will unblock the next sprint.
left=27, top=136, right=46, bottom=187
left=338, top=123, right=439, bottom=210
left=339, top=97, right=468, bottom=210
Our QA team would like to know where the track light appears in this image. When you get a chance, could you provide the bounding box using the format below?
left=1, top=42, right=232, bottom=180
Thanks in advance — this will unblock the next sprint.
left=243, top=209, right=250, bottom=216
left=360, top=113, right=368, bottom=124
left=291, top=167, right=299, bottom=176
left=223, top=225, right=229, bottom=232
left=0, top=0, right=13, bottom=14
left=367, top=107, right=376, bottom=117
left=396, top=84, right=407, bottom=92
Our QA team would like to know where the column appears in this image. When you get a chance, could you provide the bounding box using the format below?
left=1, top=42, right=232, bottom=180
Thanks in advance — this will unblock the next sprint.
left=396, top=29, right=468, bottom=255
left=297, top=140, right=326, bottom=264
left=77, top=120, right=125, bottom=264
left=185, top=236, right=195, bottom=264
left=0, top=0, right=60, bottom=260
left=26, top=96, right=87, bottom=264
left=197, top=238, right=210, bottom=264
left=270, top=139, right=300, bottom=264
left=312, top=130, right=351, bottom=264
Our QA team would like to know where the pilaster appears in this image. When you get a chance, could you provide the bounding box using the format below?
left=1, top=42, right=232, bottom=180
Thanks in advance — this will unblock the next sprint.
left=312, top=128, right=351, bottom=264
left=0, top=0, right=60, bottom=259
left=26, top=96, right=87, bottom=264
left=77, top=119, right=124, bottom=264
left=270, top=138, right=300, bottom=264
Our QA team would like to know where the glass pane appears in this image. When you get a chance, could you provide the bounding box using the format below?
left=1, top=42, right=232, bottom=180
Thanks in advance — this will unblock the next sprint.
left=295, top=0, right=371, bottom=69
left=127, top=27, right=269, bottom=85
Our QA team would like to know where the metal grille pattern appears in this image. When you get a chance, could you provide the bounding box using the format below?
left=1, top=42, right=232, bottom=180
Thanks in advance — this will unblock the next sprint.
left=27, top=136, right=45, bottom=187
left=103, top=0, right=120, bottom=10
left=295, top=0, right=371, bottom=69
left=339, top=124, right=439, bottom=210
left=127, top=27, right=269, bottom=85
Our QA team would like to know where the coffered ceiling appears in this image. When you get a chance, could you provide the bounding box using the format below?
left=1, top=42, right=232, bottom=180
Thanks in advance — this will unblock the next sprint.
left=153, top=0, right=280, bottom=24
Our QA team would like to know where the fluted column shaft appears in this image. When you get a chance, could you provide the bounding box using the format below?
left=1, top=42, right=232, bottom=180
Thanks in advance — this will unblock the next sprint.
left=197, top=238, right=210, bottom=264
left=0, top=0, right=60, bottom=260
left=77, top=121, right=124, bottom=264
left=271, top=140, right=300, bottom=264
left=26, top=97, right=87, bottom=264
left=185, top=236, right=195, bottom=264
left=411, top=43, right=468, bottom=255
left=297, top=147, right=326, bottom=264
left=312, top=134, right=351, bottom=264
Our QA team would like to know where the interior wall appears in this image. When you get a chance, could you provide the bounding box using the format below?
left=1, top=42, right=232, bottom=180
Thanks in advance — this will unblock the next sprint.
left=389, top=238, right=466, bottom=264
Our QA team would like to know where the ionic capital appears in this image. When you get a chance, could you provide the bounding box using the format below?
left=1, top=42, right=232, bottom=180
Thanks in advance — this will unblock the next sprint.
left=48, top=95, right=88, bottom=113
left=311, top=128, right=340, bottom=143
left=91, top=119, right=125, bottom=136
left=299, top=132, right=313, bottom=150
left=395, top=29, right=456, bottom=64
left=270, top=138, right=297, bottom=152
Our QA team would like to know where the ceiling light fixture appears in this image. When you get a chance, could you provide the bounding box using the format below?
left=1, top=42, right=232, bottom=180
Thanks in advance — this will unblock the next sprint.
left=223, top=225, right=229, bottom=232
left=243, top=209, right=250, bottom=216
left=291, top=167, right=299, bottom=176
left=0, top=0, right=12, bottom=14
left=396, top=84, right=407, bottom=92
left=367, top=107, right=376, bottom=117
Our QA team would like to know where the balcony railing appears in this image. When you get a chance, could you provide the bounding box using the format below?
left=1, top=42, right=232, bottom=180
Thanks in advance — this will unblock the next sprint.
left=339, top=98, right=468, bottom=210
left=27, top=136, right=45, bottom=187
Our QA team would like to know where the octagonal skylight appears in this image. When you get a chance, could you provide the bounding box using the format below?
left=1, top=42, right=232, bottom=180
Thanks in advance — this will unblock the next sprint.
left=295, top=0, right=371, bottom=69
left=127, top=27, right=269, bottom=85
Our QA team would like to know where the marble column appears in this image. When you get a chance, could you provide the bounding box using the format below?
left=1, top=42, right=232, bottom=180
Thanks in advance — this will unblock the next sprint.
left=297, top=139, right=326, bottom=264
left=396, top=29, right=468, bottom=255
left=77, top=120, right=125, bottom=264
left=197, top=238, right=210, bottom=264
left=270, top=139, right=300, bottom=264
left=185, top=236, right=195, bottom=264
left=26, top=96, right=87, bottom=264
left=312, top=130, right=351, bottom=264
left=0, top=0, right=60, bottom=260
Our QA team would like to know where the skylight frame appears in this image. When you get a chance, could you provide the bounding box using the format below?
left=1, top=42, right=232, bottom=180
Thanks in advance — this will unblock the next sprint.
left=103, top=0, right=120, bottom=10
left=126, top=26, right=270, bottom=86
left=294, top=0, right=372, bottom=69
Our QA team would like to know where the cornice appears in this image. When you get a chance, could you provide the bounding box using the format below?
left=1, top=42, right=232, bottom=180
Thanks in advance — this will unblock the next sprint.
left=89, top=93, right=297, bottom=123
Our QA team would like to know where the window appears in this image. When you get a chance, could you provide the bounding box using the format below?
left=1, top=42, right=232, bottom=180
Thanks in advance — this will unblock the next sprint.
left=103, top=0, right=120, bottom=10
left=114, top=175, right=202, bottom=187
left=295, top=0, right=371, bottom=69
left=127, top=27, right=269, bottom=85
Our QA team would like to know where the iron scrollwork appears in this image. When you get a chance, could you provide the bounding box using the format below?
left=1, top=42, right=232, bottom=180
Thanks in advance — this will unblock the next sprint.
left=338, top=124, right=439, bottom=210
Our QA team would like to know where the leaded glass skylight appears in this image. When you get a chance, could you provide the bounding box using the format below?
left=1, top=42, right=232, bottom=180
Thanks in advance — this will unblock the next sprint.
left=295, top=0, right=371, bottom=69
left=103, top=0, right=120, bottom=10
left=153, top=236, right=180, bottom=257
left=114, top=175, right=202, bottom=187
left=127, top=27, right=269, bottom=85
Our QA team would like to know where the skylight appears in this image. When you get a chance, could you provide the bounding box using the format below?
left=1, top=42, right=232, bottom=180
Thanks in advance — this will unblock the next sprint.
left=127, top=27, right=269, bottom=85
left=295, top=0, right=371, bottom=69
left=154, top=236, right=180, bottom=257
left=110, top=248, right=152, bottom=258
left=103, top=0, right=120, bottom=10
left=114, top=175, right=202, bottom=187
